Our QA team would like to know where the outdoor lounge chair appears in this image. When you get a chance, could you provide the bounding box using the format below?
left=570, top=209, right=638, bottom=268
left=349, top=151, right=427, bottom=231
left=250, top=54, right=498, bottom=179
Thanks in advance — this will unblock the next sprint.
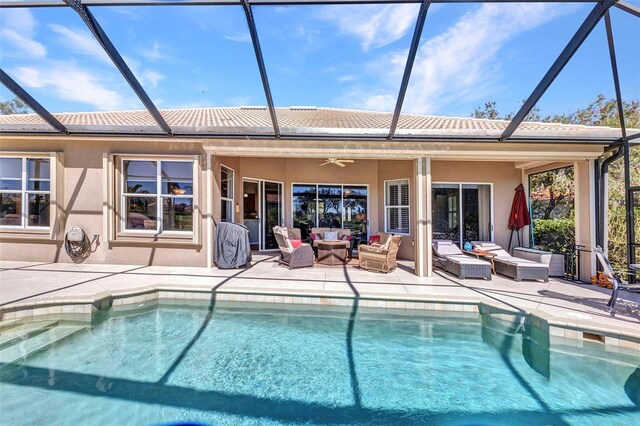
left=472, top=242, right=549, bottom=282
left=273, top=226, right=314, bottom=269
left=432, top=240, right=492, bottom=280
left=358, top=234, right=402, bottom=273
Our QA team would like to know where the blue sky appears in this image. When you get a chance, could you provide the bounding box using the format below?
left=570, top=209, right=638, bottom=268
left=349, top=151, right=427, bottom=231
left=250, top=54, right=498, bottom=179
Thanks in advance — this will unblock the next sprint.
left=0, top=2, right=638, bottom=119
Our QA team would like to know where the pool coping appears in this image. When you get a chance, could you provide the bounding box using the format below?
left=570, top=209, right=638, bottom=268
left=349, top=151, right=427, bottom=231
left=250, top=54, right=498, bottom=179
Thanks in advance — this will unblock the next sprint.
left=1, top=284, right=639, bottom=351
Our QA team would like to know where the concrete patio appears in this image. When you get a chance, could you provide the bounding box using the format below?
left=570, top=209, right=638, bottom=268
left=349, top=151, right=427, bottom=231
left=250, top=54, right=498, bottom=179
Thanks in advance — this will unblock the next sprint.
left=1, top=255, right=639, bottom=347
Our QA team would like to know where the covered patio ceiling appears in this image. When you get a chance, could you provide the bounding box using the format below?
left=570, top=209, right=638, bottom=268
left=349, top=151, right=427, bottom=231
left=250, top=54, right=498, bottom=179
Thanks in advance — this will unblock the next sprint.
left=0, top=0, right=638, bottom=144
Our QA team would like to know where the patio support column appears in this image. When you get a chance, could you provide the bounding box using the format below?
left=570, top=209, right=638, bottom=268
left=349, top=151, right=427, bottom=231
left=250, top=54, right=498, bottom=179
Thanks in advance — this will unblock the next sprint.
left=574, top=160, right=597, bottom=281
left=207, top=154, right=220, bottom=269
left=414, top=157, right=432, bottom=277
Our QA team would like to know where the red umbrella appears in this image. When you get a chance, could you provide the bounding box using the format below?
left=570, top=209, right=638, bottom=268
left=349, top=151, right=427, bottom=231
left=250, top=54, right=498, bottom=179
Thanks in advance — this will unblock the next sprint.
left=508, top=184, right=530, bottom=250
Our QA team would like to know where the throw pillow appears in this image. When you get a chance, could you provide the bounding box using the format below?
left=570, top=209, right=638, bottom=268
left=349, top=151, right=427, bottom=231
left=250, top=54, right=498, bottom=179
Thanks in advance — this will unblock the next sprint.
left=341, top=234, right=353, bottom=241
left=323, top=231, right=339, bottom=241
left=368, top=235, right=381, bottom=245
left=290, top=239, right=302, bottom=249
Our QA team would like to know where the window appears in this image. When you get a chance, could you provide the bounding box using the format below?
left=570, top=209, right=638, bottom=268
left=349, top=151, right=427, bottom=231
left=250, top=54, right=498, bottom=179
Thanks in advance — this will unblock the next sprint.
left=0, top=157, right=51, bottom=229
left=220, top=165, right=234, bottom=223
left=122, top=159, right=194, bottom=233
left=385, top=179, right=409, bottom=234
left=292, top=183, right=368, bottom=240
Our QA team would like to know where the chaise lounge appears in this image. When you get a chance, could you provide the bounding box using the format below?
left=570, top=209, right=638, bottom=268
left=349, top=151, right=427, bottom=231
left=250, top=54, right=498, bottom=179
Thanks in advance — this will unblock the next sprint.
left=432, top=240, right=492, bottom=280
left=472, top=242, right=549, bottom=282
left=273, top=226, right=314, bottom=269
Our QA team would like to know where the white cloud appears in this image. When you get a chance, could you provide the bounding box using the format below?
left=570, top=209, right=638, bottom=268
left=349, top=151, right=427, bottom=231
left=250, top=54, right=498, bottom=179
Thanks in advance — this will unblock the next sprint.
left=14, top=63, right=135, bottom=111
left=49, top=24, right=111, bottom=64
left=349, top=4, right=579, bottom=114
left=140, top=42, right=172, bottom=62
left=122, top=55, right=164, bottom=91
left=319, top=4, right=419, bottom=51
left=338, top=75, right=356, bottom=82
left=140, top=70, right=165, bottom=89
left=224, top=33, right=251, bottom=43
left=0, top=29, right=47, bottom=58
left=0, top=9, right=47, bottom=58
left=1, top=8, right=37, bottom=34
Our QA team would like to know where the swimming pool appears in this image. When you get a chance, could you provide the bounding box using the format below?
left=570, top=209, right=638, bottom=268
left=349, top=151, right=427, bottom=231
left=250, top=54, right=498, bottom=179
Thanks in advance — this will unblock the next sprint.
left=1, top=299, right=639, bottom=425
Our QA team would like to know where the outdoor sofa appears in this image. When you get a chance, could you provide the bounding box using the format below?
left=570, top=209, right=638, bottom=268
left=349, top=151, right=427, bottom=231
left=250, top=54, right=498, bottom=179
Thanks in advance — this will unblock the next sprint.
left=472, top=242, right=549, bottom=282
left=358, top=233, right=402, bottom=273
left=432, top=240, right=492, bottom=280
left=273, top=226, right=314, bottom=269
left=309, top=227, right=354, bottom=257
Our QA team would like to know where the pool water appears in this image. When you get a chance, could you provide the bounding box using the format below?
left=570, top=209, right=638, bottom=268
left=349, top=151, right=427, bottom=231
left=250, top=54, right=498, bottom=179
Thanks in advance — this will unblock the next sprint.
left=0, top=300, right=639, bottom=425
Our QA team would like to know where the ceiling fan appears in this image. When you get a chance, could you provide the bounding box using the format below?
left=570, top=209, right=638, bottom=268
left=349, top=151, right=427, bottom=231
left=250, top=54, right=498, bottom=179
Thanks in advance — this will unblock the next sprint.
left=319, top=158, right=355, bottom=168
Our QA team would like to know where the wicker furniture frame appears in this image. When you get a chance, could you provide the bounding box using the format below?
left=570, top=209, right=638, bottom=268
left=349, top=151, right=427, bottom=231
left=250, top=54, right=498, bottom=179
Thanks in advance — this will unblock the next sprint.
left=358, top=235, right=402, bottom=273
left=273, top=227, right=314, bottom=270
left=494, top=259, right=549, bottom=282
left=472, top=241, right=549, bottom=282
left=317, top=241, right=348, bottom=266
left=443, top=256, right=492, bottom=280
left=432, top=240, right=492, bottom=280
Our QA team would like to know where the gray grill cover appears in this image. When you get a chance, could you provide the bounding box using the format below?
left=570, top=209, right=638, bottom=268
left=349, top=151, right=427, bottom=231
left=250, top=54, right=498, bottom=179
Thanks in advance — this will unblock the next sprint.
left=214, top=222, right=252, bottom=269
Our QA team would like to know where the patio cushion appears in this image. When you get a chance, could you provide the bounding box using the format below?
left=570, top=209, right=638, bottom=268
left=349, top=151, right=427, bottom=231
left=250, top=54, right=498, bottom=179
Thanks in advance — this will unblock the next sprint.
left=337, top=229, right=352, bottom=239
left=434, top=241, right=464, bottom=256
left=273, top=226, right=294, bottom=253
left=445, top=255, right=489, bottom=266
left=323, top=231, right=339, bottom=241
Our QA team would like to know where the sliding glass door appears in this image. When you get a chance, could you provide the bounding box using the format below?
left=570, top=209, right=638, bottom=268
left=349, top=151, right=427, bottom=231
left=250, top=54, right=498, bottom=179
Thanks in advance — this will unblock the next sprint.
left=432, top=183, right=492, bottom=245
left=292, top=184, right=368, bottom=240
left=242, top=179, right=283, bottom=251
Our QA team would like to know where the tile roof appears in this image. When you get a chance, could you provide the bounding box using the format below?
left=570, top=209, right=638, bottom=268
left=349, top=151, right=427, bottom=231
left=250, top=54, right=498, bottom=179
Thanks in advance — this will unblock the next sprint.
left=0, top=106, right=629, bottom=141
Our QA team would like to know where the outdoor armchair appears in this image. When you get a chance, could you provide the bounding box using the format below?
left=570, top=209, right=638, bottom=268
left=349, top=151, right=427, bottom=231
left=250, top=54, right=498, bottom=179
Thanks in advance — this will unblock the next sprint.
left=358, top=234, right=402, bottom=273
left=273, top=226, right=314, bottom=270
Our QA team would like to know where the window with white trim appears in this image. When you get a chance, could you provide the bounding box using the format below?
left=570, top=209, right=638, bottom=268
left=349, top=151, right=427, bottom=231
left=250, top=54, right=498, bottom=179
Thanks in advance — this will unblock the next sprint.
left=385, top=179, right=409, bottom=234
left=122, top=159, right=194, bottom=233
left=220, top=165, right=234, bottom=223
left=0, top=157, right=51, bottom=229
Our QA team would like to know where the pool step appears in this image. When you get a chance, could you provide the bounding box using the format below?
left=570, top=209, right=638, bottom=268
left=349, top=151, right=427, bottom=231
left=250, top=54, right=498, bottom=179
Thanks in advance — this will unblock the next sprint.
left=0, top=325, right=85, bottom=364
left=0, top=318, right=24, bottom=332
left=0, top=321, right=59, bottom=350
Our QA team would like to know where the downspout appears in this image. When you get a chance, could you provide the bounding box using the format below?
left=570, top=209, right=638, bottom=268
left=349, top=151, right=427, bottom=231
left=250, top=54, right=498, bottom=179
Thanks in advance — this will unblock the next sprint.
left=597, top=146, right=624, bottom=250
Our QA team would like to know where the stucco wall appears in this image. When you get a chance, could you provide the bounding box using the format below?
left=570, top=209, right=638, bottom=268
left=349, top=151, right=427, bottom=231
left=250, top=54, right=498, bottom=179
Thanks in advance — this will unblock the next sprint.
left=0, top=138, right=207, bottom=267
left=377, top=160, right=415, bottom=260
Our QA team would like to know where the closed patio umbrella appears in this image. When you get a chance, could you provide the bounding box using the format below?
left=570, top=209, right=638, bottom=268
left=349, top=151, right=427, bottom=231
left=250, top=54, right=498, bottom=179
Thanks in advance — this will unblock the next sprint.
left=508, top=184, right=531, bottom=251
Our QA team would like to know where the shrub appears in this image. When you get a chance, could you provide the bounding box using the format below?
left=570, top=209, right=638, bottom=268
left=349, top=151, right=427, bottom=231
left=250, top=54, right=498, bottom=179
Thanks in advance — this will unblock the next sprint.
left=531, top=218, right=575, bottom=254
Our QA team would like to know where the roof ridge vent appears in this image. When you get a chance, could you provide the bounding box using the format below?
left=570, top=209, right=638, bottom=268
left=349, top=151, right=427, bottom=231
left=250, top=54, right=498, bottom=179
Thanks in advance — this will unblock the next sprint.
left=240, top=106, right=267, bottom=110
left=290, top=106, right=317, bottom=110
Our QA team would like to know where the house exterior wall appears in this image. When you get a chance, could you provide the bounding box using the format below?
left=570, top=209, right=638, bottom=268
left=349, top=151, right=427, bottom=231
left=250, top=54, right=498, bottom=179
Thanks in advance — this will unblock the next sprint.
left=0, top=137, right=602, bottom=278
left=0, top=138, right=207, bottom=267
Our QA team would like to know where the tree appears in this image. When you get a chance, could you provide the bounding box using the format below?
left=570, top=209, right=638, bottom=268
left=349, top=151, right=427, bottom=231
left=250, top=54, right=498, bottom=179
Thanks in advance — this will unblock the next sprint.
left=530, top=167, right=574, bottom=220
left=472, top=102, right=500, bottom=119
left=0, top=97, right=29, bottom=115
left=471, top=100, right=541, bottom=122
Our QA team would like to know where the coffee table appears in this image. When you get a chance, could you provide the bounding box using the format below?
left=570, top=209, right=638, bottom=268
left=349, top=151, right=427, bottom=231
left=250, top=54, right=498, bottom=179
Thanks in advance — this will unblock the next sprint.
left=317, top=241, right=348, bottom=266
